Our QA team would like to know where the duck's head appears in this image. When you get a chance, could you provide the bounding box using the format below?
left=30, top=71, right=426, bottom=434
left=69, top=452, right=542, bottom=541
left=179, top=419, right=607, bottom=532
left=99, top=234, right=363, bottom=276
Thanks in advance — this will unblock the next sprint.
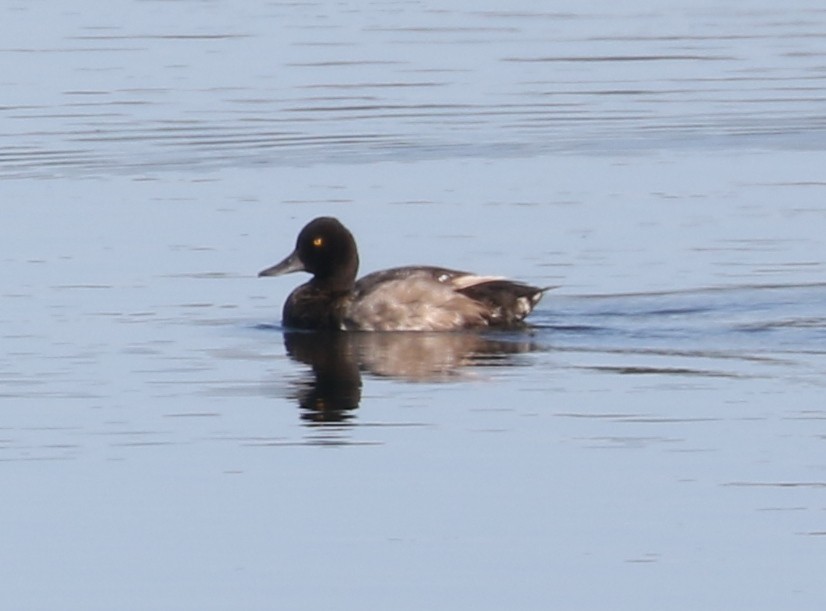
left=258, top=217, right=359, bottom=289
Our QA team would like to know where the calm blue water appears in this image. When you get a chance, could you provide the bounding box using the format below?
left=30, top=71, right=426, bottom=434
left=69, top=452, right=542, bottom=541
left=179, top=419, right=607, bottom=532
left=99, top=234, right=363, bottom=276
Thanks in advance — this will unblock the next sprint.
left=3, top=2, right=826, bottom=610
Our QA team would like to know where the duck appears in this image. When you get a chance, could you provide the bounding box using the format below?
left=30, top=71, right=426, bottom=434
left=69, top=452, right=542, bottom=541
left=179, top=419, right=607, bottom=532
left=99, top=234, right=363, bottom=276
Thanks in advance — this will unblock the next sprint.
left=258, top=216, right=548, bottom=331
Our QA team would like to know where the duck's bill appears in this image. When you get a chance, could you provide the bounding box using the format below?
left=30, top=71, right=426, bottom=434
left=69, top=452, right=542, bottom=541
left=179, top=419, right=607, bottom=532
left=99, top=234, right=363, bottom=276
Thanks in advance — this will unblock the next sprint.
left=258, top=250, right=305, bottom=277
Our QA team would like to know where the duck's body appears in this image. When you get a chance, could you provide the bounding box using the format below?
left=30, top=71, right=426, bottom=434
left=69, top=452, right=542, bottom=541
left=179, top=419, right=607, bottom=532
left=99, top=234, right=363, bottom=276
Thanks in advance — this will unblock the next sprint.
left=259, top=217, right=547, bottom=332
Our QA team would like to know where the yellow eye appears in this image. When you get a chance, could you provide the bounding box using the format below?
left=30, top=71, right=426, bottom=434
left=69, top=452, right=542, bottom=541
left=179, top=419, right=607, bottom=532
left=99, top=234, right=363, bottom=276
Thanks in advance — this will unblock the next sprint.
left=312, top=237, right=324, bottom=247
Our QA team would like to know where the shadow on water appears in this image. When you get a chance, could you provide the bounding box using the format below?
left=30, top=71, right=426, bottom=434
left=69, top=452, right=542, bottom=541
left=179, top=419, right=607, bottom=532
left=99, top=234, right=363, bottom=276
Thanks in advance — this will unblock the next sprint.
left=282, top=329, right=542, bottom=423
left=260, top=282, right=826, bottom=427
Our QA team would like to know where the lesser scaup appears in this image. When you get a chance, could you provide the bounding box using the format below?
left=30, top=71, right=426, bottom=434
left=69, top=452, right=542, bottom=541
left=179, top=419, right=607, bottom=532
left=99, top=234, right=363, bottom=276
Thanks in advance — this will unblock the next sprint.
left=258, top=217, right=548, bottom=331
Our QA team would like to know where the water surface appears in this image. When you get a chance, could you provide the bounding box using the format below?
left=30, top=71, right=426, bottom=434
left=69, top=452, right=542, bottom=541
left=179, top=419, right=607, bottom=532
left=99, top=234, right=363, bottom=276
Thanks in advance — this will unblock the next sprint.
left=2, top=2, right=826, bottom=610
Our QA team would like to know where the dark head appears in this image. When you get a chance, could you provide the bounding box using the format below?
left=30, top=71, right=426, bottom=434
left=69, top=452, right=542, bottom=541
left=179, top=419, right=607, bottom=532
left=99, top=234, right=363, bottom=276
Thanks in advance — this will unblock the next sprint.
left=258, top=217, right=359, bottom=290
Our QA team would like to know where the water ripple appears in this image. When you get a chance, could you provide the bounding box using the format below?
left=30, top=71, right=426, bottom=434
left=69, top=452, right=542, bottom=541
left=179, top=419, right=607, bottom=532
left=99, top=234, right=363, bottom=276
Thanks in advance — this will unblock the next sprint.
left=2, top=3, right=826, bottom=177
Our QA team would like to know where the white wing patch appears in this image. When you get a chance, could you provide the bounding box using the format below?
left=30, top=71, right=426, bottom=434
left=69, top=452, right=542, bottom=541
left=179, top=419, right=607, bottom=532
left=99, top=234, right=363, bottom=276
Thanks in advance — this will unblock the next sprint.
left=447, top=274, right=505, bottom=290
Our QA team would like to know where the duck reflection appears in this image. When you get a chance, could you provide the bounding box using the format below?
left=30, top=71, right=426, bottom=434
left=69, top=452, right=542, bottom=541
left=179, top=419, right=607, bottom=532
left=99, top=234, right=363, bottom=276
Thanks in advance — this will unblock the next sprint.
left=284, top=331, right=362, bottom=424
left=284, top=330, right=540, bottom=423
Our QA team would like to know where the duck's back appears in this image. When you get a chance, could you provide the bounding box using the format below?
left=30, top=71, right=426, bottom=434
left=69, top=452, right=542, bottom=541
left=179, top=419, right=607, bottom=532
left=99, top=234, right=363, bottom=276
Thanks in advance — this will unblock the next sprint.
left=344, top=266, right=544, bottom=331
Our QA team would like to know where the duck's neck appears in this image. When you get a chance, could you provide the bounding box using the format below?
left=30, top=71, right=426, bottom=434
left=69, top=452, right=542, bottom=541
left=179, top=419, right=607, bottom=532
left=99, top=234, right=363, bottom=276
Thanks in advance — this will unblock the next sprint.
left=313, top=256, right=358, bottom=293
